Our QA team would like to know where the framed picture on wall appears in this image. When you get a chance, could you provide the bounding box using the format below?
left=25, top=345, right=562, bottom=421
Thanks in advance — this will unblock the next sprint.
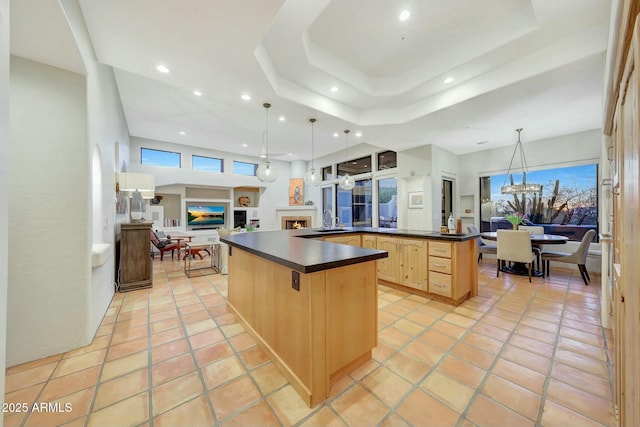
left=289, top=178, right=304, bottom=206
left=408, top=191, right=423, bottom=209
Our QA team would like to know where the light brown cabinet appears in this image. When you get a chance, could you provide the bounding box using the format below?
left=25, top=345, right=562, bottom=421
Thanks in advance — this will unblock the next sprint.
left=362, top=234, right=377, bottom=249
left=323, top=234, right=361, bottom=247
left=118, top=222, right=153, bottom=292
left=375, top=236, right=428, bottom=292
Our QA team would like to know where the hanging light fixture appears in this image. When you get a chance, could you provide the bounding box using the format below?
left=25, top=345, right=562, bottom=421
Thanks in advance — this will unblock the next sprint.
left=500, top=128, right=542, bottom=195
left=303, top=118, right=321, bottom=187
left=256, top=102, right=278, bottom=183
left=338, top=129, right=355, bottom=190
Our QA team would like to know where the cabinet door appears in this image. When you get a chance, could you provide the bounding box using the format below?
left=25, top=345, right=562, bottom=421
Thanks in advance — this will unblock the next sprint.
left=376, top=236, right=401, bottom=282
left=323, top=234, right=361, bottom=246
left=401, top=239, right=428, bottom=290
left=362, top=235, right=376, bottom=249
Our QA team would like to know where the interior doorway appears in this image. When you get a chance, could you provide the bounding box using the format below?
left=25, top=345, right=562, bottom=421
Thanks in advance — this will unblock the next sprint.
left=442, top=179, right=453, bottom=225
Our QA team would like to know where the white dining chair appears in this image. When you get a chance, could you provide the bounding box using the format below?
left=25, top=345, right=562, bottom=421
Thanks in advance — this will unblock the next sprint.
left=518, top=225, right=545, bottom=270
left=467, top=225, right=497, bottom=263
left=541, top=229, right=596, bottom=285
left=496, top=230, right=537, bottom=282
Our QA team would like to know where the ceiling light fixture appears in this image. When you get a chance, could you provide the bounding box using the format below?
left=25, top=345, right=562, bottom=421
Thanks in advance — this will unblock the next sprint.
left=278, top=115, right=285, bottom=122
left=256, top=103, right=278, bottom=183
left=193, top=90, right=202, bottom=96
left=338, top=130, right=355, bottom=190
left=501, top=128, right=542, bottom=196
left=444, top=77, right=454, bottom=84
left=330, top=86, right=339, bottom=93
left=241, top=93, right=251, bottom=101
left=333, top=132, right=339, bottom=138
left=156, top=64, right=170, bottom=73
left=179, top=131, right=186, bottom=135
left=399, top=10, right=411, bottom=21
left=355, top=132, right=363, bottom=137
left=303, top=118, right=321, bottom=187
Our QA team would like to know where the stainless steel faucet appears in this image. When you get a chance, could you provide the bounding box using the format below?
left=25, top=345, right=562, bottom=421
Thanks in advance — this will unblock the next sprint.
left=323, top=209, right=334, bottom=228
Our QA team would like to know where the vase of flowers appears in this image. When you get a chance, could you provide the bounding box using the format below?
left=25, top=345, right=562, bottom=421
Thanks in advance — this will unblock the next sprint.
left=506, top=212, right=525, bottom=229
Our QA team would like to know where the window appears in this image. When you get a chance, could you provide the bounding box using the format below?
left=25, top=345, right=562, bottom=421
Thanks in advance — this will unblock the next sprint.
left=479, top=163, right=598, bottom=241
left=378, top=177, right=397, bottom=228
left=322, top=166, right=332, bottom=180
left=377, top=151, right=397, bottom=170
left=335, top=179, right=372, bottom=227
left=337, top=155, right=372, bottom=177
left=141, top=148, right=180, bottom=168
left=192, top=155, right=223, bottom=173
left=322, top=187, right=333, bottom=225
left=233, top=161, right=258, bottom=176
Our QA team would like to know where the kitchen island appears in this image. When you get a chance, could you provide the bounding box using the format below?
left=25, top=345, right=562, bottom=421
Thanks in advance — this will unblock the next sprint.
left=221, top=227, right=478, bottom=406
left=221, top=230, right=388, bottom=407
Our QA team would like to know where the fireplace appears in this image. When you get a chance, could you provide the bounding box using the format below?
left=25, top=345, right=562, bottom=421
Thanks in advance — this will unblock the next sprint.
left=281, top=216, right=312, bottom=230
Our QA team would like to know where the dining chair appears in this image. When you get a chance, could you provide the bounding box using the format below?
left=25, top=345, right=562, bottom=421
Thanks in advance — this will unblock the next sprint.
left=518, top=225, right=545, bottom=270
left=467, top=225, right=497, bottom=263
left=496, top=230, right=537, bottom=282
left=541, top=229, right=596, bottom=285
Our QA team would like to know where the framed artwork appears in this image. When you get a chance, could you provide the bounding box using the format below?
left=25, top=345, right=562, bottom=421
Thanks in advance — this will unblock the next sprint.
left=289, top=178, right=304, bottom=206
left=408, top=191, right=423, bottom=209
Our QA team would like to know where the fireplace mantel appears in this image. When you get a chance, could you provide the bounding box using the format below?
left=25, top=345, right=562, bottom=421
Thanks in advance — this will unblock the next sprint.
left=276, top=206, right=318, bottom=229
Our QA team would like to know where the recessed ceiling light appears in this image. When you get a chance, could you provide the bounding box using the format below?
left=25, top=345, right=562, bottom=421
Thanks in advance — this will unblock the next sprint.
left=333, top=132, right=340, bottom=138
left=260, top=154, right=267, bottom=158
left=278, top=116, right=286, bottom=122
left=399, top=10, right=411, bottom=21
left=241, top=93, right=251, bottom=101
left=193, top=90, right=202, bottom=96
left=444, top=77, right=454, bottom=84
left=355, top=132, right=363, bottom=137
left=156, top=64, right=170, bottom=73
left=242, top=143, right=248, bottom=148
left=179, top=131, right=186, bottom=135
left=330, top=86, right=339, bottom=93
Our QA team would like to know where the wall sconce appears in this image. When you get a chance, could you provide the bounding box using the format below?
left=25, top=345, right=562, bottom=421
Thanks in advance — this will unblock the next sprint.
left=118, top=172, right=155, bottom=222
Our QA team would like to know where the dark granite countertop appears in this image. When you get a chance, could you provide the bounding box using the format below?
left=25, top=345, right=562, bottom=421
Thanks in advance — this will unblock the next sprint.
left=221, top=228, right=479, bottom=273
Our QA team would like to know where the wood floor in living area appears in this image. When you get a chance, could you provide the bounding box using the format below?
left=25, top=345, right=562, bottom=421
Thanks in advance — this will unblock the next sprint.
left=4, top=257, right=615, bottom=427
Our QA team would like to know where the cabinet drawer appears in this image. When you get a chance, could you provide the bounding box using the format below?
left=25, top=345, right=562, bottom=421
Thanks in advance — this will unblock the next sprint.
left=429, top=271, right=452, bottom=297
left=429, top=256, right=452, bottom=274
left=429, top=241, right=452, bottom=258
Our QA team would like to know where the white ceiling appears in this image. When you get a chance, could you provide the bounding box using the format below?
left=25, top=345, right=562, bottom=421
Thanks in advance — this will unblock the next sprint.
left=10, top=0, right=611, bottom=162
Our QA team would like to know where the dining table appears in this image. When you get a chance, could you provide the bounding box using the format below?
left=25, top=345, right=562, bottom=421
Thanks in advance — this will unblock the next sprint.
left=480, top=231, right=569, bottom=277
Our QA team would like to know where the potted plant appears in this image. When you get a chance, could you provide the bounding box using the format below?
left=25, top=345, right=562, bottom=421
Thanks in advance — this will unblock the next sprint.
left=506, top=212, right=526, bottom=229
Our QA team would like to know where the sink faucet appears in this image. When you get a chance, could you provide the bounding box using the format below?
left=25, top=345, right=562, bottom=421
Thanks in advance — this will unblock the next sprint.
left=323, top=209, right=334, bottom=228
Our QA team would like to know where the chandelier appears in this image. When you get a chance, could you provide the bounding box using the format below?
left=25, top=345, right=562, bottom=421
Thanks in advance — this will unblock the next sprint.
left=500, top=128, right=542, bottom=195
left=338, top=130, right=355, bottom=190
left=303, top=118, right=320, bottom=186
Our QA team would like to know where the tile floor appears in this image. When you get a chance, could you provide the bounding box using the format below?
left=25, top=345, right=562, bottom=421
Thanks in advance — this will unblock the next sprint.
left=3, top=257, right=615, bottom=427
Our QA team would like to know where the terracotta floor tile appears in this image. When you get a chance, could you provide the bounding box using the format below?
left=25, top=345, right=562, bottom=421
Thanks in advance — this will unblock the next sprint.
left=154, top=395, right=214, bottom=427
left=348, top=358, right=379, bottom=381
left=515, top=323, right=558, bottom=345
left=152, top=353, right=196, bottom=386
left=151, top=326, right=186, bottom=347
left=404, top=310, right=439, bottom=327
left=152, top=338, right=190, bottom=364
left=378, top=310, right=400, bottom=328
left=228, top=332, right=257, bottom=352
left=556, top=336, right=608, bottom=362
left=401, top=339, right=443, bottom=366
left=500, top=344, right=552, bottom=375
left=383, top=302, right=413, bottom=317
left=481, top=374, right=541, bottom=421
left=152, top=372, right=203, bottom=416
left=111, top=324, right=149, bottom=345
left=5, top=354, right=62, bottom=375
left=150, top=316, right=181, bottom=333
left=39, top=366, right=101, bottom=402
left=546, top=378, right=615, bottom=426
left=25, top=386, right=95, bottom=427
left=209, top=375, right=262, bottom=421
left=551, top=362, right=612, bottom=400
left=451, top=342, right=495, bottom=370
left=417, top=329, right=457, bottom=350
left=442, top=312, right=477, bottom=328
left=238, top=346, right=269, bottom=370
left=220, top=322, right=245, bottom=338
left=361, top=366, right=412, bottom=407
left=554, top=348, right=609, bottom=378
left=101, top=351, right=149, bottom=382
left=393, top=318, right=426, bottom=336
left=431, top=319, right=468, bottom=338
left=372, top=341, right=396, bottom=363
left=3, top=383, right=44, bottom=409
left=200, top=355, right=246, bottom=390
left=472, top=321, right=511, bottom=341
left=540, top=399, right=605, bottom=427
left=52, top=349, right=106, bottom=378
left=396, top=389, right=460, bottom=427
left=492, top=358, right=546, bottom=394
left=188, top=328, right=226, bottom=350
left=559, top=325, right=605, bottom=348
left=221, top=401, right=281, bottom=427
left=251, top=362, right=288, bottom=395
left=106, top=338, right=149, bottom=362
left=4, top=362, right=59, bottom=393
left=386, top=351, right=432, bottom=382
left=87, top=391, right=149, bottom=427
left=298, top=406, right=346, bottom=427
left=195, top=341, right=234, bottom=367
left=64, top=335, right=111, bottom=358
left=378, top=326, right=412, bottom=347
left=462, top=331, right=504, bottom=354
left=93, top=368, right=149, bottom=410
left=466, top=393, right=535, bottom=427
left=421, top=371, right=474, bottom=413
left=509, top=333, right=555, bottom=357
left=330, top=384, right=390, bottom=427
left=181, top=309, right=211, bottom=325
left=436, top=355, right=487, bottom=389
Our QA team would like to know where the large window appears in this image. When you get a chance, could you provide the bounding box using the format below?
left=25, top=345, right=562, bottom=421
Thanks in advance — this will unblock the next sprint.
left=193, top=155, right=223, bottom=173
left=330, top=179, right=372, bottom=227
left=337, top=155, right=372, bottom=177
left=141, top=148, right=181, bottom=168
left=378, top=177, right=397, bottom=228
left=480, top=164, right=598, bottom=241
left=322, top=166, right=332, bottom=180
left=233, top=161, right=258, bottom=176
left=377, top=151, right=397, bottom=170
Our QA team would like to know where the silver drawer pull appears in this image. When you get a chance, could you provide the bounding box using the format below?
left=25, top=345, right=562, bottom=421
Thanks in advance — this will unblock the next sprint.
left=433, top=263, right=446, bottom=268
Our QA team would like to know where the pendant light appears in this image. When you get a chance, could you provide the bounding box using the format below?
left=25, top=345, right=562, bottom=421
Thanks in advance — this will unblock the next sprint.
left=338, top=129, right=355, bottom=190
left=500, top=128, right=542, bottom=195
left=256, top=102, right=278, bottom=183
left=303, top=118, right=321, bottom=187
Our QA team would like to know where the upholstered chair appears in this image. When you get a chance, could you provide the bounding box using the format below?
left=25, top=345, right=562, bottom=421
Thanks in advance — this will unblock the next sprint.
left=541, top=229, right=596, bottom=285
left=496, top=230, right=537, bottom=282
left=467, top=225, right=497, bottom=263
